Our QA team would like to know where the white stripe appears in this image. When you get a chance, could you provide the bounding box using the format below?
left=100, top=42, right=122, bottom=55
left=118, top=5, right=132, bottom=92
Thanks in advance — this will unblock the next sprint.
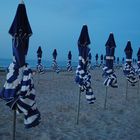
left=79, top=56, right=86, bottom=64
left=106, top=56, right=114, bottom=60
left=21, top=85, right=30, bottom=91
left=106, top=69, right=113, bottom=73
left=20, top=98, right=35, bottom=107
left=17, top=104, right=28, bottom=115
left=24, top=114, right=39, bottom=125
left=86, top=94, right=95, bottom=99
left=4, top=80, right=20, bottom=89
left=26, top=89, right=35, bottom=96
left=126, top=59, right=132, bottom=62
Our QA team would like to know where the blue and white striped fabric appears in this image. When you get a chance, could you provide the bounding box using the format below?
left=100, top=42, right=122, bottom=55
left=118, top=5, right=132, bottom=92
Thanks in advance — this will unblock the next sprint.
left=100, top=54, right=104, bottom=66
left=67, top=59, right=72, bottom=72
left=102, top=33, right=118, bottom=88
left=75, top=53, right=96, bottom=104
left=123, top=41, right=138, bottom=86
left=36, top=57, right=45, bottom=74
left=36, top=63, right=45, bottom=74
left=137, top=61, right=140, bottom=79
left=102, top=66, right=118, bottom=88
left=0, top=62, right=41, bottom=128
left=123, top=63, right=138, bottom=86
left=137, top=49, right=140, bottom=79
left=52, top=59, right=60, bottom=73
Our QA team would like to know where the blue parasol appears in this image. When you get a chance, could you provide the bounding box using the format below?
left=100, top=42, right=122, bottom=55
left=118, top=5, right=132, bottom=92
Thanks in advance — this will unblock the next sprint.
left=123, top=41, right=138, bottom=86
left=67, top=51, right=72, bottom=71
left=0, top=1, right=41, bottom=129
left=75, top=25, right=96, bottom=104
left=95, top=53, right=99, bottom=66
left=137, top=48, right=140, bottom=78
left=52, top=49, right=60, bottom=73
left=102, top=33, right=118, bottom=88
left=100, top=54, right=104, bottom=66
left=36, top=46, right=44, bottom=74
left=117, top=57, right=119, bottom=65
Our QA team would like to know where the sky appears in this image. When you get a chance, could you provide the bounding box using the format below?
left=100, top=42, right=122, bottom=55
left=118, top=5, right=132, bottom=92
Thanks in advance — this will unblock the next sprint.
left=0, top=0, right=140, bottom=62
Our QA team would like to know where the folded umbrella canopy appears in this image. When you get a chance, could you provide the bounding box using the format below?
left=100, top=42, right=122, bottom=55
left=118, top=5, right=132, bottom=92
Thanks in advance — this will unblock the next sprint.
left=0, top=1, right=41, bottom=128
left=52, top=49, right=60, bottom=73
left=100, top=54, right=103, bottom=65
left=137, top=48, right=140, bottom=78
left=95, top=53, right=98, bottom=66
left=117, top=57, right=119, bottom=65
left=102, top=33, right=118, bottom=88
left=123, top=41, right=138, bottom=86
left=67, top=51, right=72, bottom=71
left=36, top=46, right=44, bottom=73
left=75, top=25, right=96, bottom=104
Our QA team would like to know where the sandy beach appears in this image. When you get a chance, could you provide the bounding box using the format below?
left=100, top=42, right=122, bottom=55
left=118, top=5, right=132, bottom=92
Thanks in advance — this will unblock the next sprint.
left=0, top=67, right=140, bottom=140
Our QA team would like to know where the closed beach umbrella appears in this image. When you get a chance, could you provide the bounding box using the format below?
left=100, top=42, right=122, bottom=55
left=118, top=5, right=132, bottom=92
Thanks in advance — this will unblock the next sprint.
left=100, top=54, right=103, bottom=65
left=95, top=53, right=98, bottom=66
left=67, top=51, right=72, bottom=71
left=75, top=25, right=96, bottom=104
left=123, top=41, right=137, bottom=86
left=117, top=57, right=119, bottom=65
left=102, top=33, right=118, bottom=88
left=37, top=46, right=42, bottom=64
left=36, top=46, right=44, bottom=73
left=137, top=48, right=140, bottom=78
left=75, top=25, right=95, bottom=124
left=102, top=33, right=118, bottom=109
left=52, top=49, right=60, bottom=73
left=0, top=0, right=41, bottom=129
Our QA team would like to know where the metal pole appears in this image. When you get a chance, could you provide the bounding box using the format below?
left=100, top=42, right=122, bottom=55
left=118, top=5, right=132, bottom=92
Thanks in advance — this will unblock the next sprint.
left=37, top=72, right=40, bottom=84
left=137, top=80, right=139, bottom=95
left=104, top=87, right=108, bottom=109
left=125, top=79, right=128, bottom=100
left=12, top=110, right=16, bottom=140
left=76, top=88, right=81, bottom=125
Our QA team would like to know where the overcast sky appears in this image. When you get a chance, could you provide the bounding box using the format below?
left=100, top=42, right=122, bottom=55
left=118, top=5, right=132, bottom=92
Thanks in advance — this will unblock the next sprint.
left=0, top=0, right=140, bottom=62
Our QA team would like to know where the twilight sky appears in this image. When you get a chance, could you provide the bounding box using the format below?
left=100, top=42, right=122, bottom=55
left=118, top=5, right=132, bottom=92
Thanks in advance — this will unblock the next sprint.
left=0, top=0, right=140, bottom=62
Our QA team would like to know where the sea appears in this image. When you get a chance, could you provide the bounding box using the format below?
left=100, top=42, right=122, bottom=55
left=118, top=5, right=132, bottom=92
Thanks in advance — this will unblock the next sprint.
left=0, top=58, right=78, bottom=70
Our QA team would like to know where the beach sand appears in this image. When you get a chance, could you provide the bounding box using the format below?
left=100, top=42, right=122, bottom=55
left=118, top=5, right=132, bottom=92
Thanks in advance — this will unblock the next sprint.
left=0, top=68, right=140, bottom=140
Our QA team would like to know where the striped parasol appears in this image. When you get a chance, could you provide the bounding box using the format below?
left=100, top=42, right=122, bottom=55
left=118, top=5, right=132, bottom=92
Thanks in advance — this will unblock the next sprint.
left=67, top=51, right=72, bottom=71
left=52, top=49, right=60, bottom=73
left=100, top=54, right=104, bottom=66
left=75, top=25, right=96, bottom=104
left=123, top=41, right=138, bottom=86
left=0, top=1, right=41, bottom=129
left=36, top=46, right=44, bottom=74
left=95, top=53, right=99, bottom=66
left=102, top=33, right=118, bottom=88
left=137, top=48, right=140, bottom=78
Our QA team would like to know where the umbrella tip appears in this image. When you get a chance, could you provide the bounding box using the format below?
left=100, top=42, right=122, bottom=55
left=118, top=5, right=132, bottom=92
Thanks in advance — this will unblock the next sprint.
left=20, top=0, right=24, bottom=4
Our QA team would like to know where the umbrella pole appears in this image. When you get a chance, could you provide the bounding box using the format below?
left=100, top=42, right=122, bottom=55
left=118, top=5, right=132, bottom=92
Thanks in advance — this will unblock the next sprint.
left=76, top=88, right=81, bottom=125
left=12, top=110, right=16, bottom=140
left=37, top=72, right=40, bottom=84
left=104, top=87, right=108, bottom=109
left=137, top=80, right=139, bottom=95
left=125, top=79, right=128, bottom=100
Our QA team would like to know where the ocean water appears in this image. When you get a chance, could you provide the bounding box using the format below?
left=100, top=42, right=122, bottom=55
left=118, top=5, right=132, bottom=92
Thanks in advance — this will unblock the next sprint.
left=0, top=58, right=78, bottom=69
